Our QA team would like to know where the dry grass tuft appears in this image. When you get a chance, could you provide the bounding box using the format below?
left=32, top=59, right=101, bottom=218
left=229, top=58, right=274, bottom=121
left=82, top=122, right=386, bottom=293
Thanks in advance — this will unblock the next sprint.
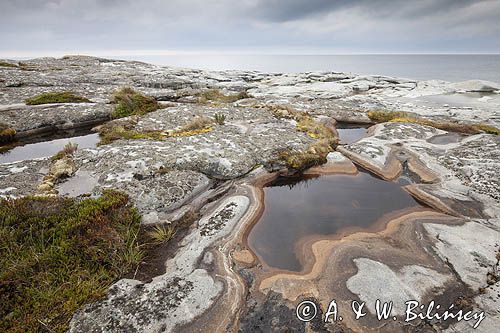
left=198, top=89, right=251, bottom=104
left=368, top=110, right=500, bottom=135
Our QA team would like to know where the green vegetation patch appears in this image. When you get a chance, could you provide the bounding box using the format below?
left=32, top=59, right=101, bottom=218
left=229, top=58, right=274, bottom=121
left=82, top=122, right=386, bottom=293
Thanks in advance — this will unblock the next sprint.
left=111, top=87, right=159, bottom=119
left=214, top=112, right=226, bottom=125
left=0, top=190, right=142, bottom=333
left=0, top=123, right=16, bottom=143
left=367, top=110, right=500, bottom=135
left=0, top=61, right=18, bottom=68
left=25, top=92, right=91, bottom=105
left=198, top=89, right=250, bottom=104
left=277, top=149, right=327, bottom=171
left=97, top=115, right=214, bottom=145
left=97, top=122, right=164, bottom=146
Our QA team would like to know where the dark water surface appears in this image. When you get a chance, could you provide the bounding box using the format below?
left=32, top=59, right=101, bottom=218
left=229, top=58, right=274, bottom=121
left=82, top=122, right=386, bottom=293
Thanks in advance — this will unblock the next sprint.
left=247, top=172, right=423, bottom=272
left=0, top=133, right=99, bottom=164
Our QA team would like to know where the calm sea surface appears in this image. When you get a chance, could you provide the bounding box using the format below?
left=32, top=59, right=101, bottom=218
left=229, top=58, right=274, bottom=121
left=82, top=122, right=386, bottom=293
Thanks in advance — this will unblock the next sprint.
left=117, top=54, right=500, bottom=82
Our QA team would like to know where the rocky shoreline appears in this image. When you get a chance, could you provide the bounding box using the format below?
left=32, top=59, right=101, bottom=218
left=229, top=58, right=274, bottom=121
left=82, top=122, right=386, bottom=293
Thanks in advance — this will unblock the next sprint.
left=1, top=56, right=499, bottom=332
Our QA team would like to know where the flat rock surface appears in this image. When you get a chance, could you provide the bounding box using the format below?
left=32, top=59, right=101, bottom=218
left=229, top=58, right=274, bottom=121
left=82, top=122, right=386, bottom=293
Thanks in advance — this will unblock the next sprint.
left=0, top=56, right=499, bottom=332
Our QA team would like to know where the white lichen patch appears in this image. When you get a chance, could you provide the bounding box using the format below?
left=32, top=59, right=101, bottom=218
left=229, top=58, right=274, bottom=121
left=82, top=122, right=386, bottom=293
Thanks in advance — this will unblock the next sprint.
left=346, top=258, right=452, bottom=316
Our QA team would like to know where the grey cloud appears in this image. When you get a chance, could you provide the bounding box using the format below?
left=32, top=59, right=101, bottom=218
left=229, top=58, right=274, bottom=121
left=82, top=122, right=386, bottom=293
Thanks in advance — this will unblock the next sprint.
left=1, top=0, right=499, bottom=55
left=247, top=0, right=484, bottom=22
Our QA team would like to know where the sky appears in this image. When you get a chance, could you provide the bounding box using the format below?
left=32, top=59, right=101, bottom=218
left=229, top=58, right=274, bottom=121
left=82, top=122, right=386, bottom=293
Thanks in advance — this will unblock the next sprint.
left=1, top=0, right=500, bottom=57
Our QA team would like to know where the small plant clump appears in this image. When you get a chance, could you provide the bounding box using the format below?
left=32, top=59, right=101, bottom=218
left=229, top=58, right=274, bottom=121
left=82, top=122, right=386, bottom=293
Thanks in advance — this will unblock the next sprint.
left=277, top=149, right=327, bottom=171
left=98, top=124, right=164, bottom=145
left=198, top=89, right=250, bottom=104
left=0, top=123, right=16, bottom=143
left=368, top=110, right=500, bottom=135
left=266, top=104, right=338, bottom=172
left=111, top=87, right=158, bottom=119
left=0, top=61, right=18, bottom=68
left=0, top=190, right=142, bottom=333
left=51, top=142, right=78, bottom=161
left=147, top=224, right=177, bottom=243
left=214, top=112, right=226, bottom=125
left=179, top=116, right=213, bottom=132
left=25, top=91, right=91, bottom=105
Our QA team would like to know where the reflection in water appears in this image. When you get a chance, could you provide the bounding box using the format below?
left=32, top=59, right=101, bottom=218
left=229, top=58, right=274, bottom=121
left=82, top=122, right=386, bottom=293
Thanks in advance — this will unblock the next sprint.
left=248, top=172, right=423, bottom=272
left=0, top=133, right=99, bottom=164
left=336, top=124, right=369, bottom=144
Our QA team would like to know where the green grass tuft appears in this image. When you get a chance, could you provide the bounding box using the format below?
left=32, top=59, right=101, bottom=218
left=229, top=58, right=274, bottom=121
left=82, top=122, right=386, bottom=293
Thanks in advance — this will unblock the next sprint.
left=147, top=225, right=176, bottom=244
left=214, top=112, right=226, bottom=125
left=0, top=190, right=143, bottom=333
left=111, top=87, right=158, bottom=119
left=25, top=92, right=91, bottom=105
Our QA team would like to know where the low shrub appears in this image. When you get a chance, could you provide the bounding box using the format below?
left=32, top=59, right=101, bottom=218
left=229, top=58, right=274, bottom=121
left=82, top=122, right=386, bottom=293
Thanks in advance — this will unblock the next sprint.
left=111, top=87, right=158, bottom=119
left=0, top=123, right=16, bottom=142
left=0, top=190, right=142, bottom=333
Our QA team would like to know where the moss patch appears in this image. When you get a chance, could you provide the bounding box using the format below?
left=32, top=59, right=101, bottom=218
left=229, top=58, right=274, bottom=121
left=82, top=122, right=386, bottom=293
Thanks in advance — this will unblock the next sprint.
left=267, top=105, right=337, bottom=172
left=25, top=92, right=91, bottom=105
left=367, top=110, right=409, bottom=123
left=98, top=115, right=214, bottom=145
left=111, top=87, right=158, bottom=119
left=277, top=149, right=327, bottom=171
left=368, top=110, right=500, bottom=135
left=0, top=123, right=16, bottom=143
left=0, top=190, right=142, bottom=333
left=98, top=125, right=165, bottom=145
left=198, top=89, right=250, bottom=104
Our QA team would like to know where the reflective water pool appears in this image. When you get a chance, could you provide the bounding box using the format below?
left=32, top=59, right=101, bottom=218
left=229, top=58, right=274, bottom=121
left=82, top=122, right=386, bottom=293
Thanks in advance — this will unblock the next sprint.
left=0, top=133, right=99, bottom=164
left=248, top=171, right=424, bottom=271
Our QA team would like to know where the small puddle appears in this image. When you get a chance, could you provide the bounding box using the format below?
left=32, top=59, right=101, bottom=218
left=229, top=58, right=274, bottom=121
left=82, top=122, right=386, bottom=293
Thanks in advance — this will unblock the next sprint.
left=0, top=132, right=99, bottom=164
left=248, top=171, right=425, bottom=272
left=336, top=123, right=369, bottom=144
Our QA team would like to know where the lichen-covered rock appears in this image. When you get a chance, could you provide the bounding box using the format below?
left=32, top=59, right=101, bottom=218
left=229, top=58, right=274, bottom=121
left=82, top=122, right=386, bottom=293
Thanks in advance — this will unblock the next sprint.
left=69, top=196, right=249, bottom=333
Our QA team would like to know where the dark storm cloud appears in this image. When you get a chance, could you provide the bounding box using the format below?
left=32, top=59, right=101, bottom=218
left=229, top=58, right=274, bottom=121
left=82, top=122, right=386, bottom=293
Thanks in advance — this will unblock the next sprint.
left=247, top=0, right=483, bottom=22
left=1, top=0, right=499, bottom=56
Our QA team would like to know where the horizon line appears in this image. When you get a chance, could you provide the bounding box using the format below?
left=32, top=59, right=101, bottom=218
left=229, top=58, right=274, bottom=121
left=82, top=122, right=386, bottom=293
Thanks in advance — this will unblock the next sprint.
left=1, top=50, right=500, bottom=59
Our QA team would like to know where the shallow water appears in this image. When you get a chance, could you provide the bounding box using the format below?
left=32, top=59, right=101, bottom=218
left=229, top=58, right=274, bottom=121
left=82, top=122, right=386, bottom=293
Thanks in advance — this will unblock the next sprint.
left=0, top=133, right=99, bottom=164
left=248, top=172, right=423, bottom=272
left=336, top=124, right=369, bottom=144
